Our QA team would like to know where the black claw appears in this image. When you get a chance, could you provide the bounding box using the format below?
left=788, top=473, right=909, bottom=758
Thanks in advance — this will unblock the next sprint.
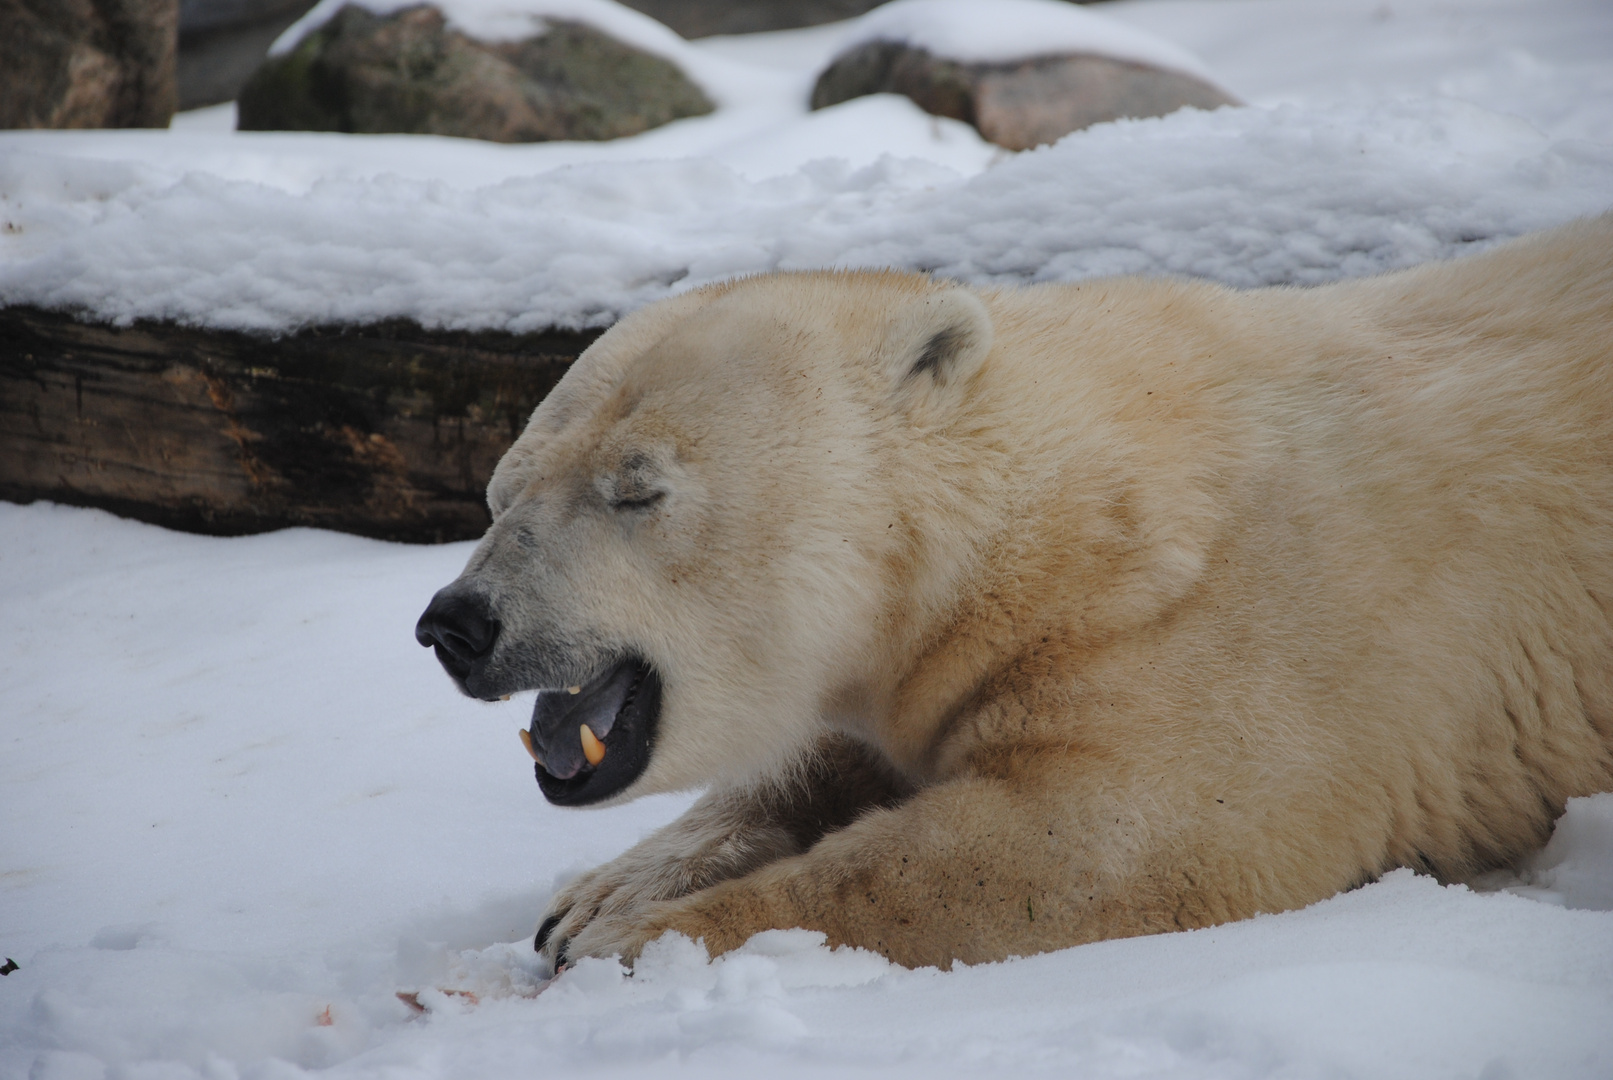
left=535, top=914, right=561, bottom=952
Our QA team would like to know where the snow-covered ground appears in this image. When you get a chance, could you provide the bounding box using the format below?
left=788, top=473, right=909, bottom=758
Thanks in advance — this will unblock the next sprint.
left=9, top=509, right=1613, bottom=1080
left=3, top=502, right=1612, bottom=1080
left=5, top=0, right=1613, bottom=1077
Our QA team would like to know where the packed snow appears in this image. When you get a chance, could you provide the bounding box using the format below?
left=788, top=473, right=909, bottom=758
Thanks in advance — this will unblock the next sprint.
left=4, top=0, right=1613, bottom=1077
left=7, top=97, right=1610, bottom=334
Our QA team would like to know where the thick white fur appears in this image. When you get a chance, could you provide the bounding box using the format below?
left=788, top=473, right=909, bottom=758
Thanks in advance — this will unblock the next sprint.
left=479, top=216, right=1613, bottom=969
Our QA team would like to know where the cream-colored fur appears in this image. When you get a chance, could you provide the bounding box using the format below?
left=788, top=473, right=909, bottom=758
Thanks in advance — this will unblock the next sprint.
left=476, top=216, right=1613, bottom=970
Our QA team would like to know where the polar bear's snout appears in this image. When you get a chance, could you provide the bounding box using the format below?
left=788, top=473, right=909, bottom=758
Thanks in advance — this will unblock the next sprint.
left=417, top=561, right=667, bottom=806
left=415, top=585, right=502, bottom=694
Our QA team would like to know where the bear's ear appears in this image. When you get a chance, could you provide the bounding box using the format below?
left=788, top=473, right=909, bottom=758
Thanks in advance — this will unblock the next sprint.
left=878, top=287, right=994, bottom=418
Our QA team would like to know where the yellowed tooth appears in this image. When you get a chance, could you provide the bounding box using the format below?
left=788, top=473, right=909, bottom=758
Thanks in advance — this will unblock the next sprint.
left=501, top=694, right=511, bottom=701
left=566, top=685, right=581, bottom=695
left=580, top=723, right=606, bottom=766
left=518, top=728, right=543, bottom=766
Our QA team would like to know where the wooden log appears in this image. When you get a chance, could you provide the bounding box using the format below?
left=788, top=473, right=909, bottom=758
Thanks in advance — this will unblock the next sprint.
left=0, top=306, right=602, bottom=542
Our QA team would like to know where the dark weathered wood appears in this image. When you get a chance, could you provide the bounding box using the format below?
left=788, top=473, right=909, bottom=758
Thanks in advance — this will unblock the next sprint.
left=0, top=306, right=602, bottom=542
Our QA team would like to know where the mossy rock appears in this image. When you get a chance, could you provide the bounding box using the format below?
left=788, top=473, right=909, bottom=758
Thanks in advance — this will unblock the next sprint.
left=238, top=3, right=713, bottom=142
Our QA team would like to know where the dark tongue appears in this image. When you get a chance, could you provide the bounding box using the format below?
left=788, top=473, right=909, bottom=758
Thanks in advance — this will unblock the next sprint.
left=527, top=660, right=636, bottom=779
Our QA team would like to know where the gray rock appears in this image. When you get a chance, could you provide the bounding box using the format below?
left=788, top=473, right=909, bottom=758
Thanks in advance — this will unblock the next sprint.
left=180, top=0, right=313, bottom=35
left=0, top=0, right=179, bottom=129
left=237, top=4, right=714, bottom=141
left=811, top=40, right=1239, bottom=151
left=178, top=0, right=318, bottom=110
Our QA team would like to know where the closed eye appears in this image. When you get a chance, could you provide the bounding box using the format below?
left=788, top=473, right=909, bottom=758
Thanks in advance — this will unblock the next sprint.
left=611, top=489, right=665, bottom=512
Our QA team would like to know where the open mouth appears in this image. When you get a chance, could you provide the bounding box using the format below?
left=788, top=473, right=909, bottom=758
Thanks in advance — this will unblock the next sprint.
left=524, top=655, right=661, bottom=807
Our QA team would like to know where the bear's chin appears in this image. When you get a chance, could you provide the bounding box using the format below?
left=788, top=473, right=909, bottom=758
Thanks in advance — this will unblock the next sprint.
left=531, top=658, right=662, bottom=807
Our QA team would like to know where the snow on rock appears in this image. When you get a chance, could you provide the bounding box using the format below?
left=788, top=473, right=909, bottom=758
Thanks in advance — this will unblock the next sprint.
left=275, top=0, right=693, bottom=60
left=268, top=0, right=776, bottom=111
left=1, top=99, right=1609, bottom=334
left=269, top=0, right=1221, bottom=102
left=828, top=0, right=1221, bottom=83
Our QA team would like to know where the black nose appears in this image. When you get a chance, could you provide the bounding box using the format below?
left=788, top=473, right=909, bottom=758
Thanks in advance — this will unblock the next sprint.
left=415, top=589, right=500, bottom=680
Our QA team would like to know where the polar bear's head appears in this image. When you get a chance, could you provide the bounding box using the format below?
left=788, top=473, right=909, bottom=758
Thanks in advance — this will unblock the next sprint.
left=416, top=272, right=994, bottom=805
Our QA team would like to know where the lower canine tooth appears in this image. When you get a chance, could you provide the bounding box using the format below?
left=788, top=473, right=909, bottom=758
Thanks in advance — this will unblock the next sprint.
left=580, top=724, right=606, bottom=766
left=518, top=728, right=543, bottom=765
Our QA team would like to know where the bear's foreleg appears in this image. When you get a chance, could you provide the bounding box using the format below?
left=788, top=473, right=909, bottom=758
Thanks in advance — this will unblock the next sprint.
left=558, top=767, right=1256, bottom=970
left=538, top=733, right=907, bottom=967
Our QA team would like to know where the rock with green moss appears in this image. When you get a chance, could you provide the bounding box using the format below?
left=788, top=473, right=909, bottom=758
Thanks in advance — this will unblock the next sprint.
left=811, top=40, right=1238, bottom=152
left=238, top=3, right=713, bottom=141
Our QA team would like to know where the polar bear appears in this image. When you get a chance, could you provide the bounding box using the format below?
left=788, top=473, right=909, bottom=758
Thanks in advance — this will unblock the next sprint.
left=416, top=216, right=1613, bottom=970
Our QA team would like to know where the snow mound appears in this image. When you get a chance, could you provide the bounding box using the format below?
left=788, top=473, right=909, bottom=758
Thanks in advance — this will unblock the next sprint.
left=831, top=0, right=1220, bottom=83
left=1480, top=793, right=1613, bottom=911
left=1, top=98, right=1608, bottom=334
